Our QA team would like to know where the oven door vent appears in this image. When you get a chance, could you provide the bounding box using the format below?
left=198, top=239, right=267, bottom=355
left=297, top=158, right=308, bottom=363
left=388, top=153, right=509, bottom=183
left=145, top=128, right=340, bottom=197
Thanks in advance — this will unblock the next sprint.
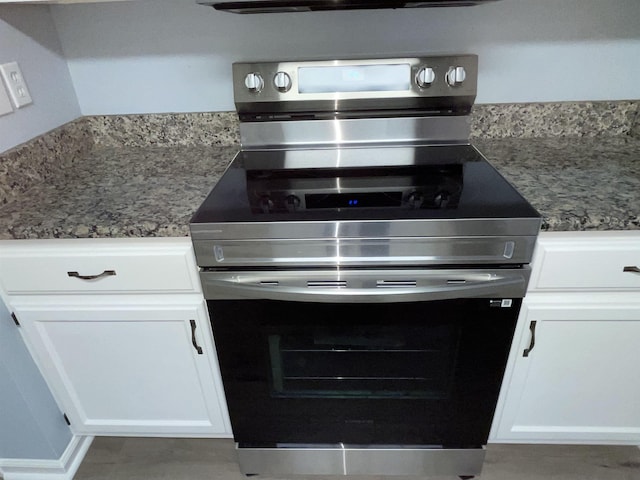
left=376, top=280, right=418, bottom=288
left=307, top=280, right=348, bottom=288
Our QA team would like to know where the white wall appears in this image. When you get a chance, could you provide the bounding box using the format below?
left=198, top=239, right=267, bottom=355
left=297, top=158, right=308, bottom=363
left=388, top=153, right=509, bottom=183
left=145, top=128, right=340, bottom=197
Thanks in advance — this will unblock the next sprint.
left=0, top=6, right=81, bottom=153
left=51, top=0, right=640, bottom=116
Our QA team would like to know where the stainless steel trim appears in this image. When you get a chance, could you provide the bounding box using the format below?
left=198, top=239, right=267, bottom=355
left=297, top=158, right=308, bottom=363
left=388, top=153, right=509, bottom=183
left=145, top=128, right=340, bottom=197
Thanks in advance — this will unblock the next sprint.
left=345, top=447, right=485, bottom=476
left=233, top=56, right=477, bottom=116
left=237, top=445, right=344, bottom=475
left=236, top=444, right=485, bottom=476
left=240, top=115, right=471, bottom=149
left=190, top=217, right=543, bottom=241
left=238, top=143, right=479, bottom=169
left=193, top=235, right=538, bottom=268
left=200, top=267, right=530, bottom=302
left=345, top=446, right=485, bottom=476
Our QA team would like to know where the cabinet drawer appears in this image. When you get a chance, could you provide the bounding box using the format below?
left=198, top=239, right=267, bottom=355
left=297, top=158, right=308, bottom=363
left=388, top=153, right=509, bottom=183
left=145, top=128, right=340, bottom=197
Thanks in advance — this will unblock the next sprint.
left=530, top=232, right=640, bottom=292
left=0, top=238, right=200, bottom=294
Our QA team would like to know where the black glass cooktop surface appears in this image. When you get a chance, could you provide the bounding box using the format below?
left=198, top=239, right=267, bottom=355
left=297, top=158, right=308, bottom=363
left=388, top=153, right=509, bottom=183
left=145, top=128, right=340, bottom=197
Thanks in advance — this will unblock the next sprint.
left=191, top=144, right=540, bottom=224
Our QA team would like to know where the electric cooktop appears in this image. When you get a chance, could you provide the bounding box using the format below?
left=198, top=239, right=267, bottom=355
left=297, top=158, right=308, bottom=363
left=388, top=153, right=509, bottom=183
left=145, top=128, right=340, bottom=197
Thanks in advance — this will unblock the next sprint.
left=191, top=144, right=540, bottom=225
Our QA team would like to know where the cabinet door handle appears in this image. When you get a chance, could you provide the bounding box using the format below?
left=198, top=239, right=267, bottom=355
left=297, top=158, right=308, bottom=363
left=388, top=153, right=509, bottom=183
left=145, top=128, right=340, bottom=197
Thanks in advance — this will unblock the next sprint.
left=67, top=270, right=116, bottom=281
left=190, top=320, right=203, bottom=355
left=623, top=266, right=640, bottom=274
left=523, top=320, right=537, bottom=357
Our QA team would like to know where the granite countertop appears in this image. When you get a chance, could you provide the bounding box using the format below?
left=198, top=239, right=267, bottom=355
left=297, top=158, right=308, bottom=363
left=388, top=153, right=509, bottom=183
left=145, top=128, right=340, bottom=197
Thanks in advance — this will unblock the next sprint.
left=475, top=136, right=640, bottom=231
left=0, top=146, right=236, bottom=239
left=0, top=136, right=638, bottom=239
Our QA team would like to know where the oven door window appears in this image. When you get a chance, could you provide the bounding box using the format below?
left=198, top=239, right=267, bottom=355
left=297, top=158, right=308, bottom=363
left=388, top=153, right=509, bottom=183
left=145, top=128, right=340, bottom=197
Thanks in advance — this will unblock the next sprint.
left=208, top=298, right=519, bottom=446
left=268, top=324, right=458, bottom=399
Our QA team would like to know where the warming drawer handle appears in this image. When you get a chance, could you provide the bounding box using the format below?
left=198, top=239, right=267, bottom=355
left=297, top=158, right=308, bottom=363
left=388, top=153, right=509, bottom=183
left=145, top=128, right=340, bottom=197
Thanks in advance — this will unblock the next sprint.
left=623, top=266, right=640, bottom=274
left=522, top=320, right=537, bottom=357
left=67, top=270, right=116, bottom=281
left=190, top=320, right=204, bottom=355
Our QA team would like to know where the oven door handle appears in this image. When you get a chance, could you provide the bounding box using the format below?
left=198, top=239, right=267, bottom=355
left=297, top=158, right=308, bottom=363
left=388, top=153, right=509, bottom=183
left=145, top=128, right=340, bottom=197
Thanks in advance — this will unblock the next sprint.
left=200, top=268, right=530, bottom=303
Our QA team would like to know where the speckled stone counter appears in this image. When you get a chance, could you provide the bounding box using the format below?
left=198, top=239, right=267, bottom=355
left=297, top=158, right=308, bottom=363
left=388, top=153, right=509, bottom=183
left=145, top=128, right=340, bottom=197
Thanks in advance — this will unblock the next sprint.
left=475, top=136, right=640, bottom=231
left=0, top=146, right=236, bottom=239
left=0, top=136, right=638, bottom=239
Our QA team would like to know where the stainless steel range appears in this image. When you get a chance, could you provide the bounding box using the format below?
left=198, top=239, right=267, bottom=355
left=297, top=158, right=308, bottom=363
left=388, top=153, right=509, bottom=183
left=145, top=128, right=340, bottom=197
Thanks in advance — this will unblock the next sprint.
left=190, top=55, right=541, bottom=477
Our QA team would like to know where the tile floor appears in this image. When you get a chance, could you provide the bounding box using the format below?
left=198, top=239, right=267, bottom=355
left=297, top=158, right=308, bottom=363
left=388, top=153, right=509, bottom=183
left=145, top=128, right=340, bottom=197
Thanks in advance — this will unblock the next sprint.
left=73, top=438, right=640, bottom=480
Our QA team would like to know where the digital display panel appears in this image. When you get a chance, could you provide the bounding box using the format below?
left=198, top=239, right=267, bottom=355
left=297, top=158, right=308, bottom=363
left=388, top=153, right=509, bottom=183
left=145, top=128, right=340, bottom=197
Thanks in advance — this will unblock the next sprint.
left=305, top=192, right=403, bottom=209
left=298, top=64, right=411, bottom=93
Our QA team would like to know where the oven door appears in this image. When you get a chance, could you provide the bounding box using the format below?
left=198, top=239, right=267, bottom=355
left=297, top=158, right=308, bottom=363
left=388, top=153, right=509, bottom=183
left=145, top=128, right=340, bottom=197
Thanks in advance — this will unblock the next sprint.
left=203, top=268, right=526, bottom=447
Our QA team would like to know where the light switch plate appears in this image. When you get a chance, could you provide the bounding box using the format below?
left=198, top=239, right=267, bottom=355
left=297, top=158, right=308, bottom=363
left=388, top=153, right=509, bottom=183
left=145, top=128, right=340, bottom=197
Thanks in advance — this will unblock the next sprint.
left=0, top=77, right=13, bottom=117
left=0, top=62, right=33, bottom=109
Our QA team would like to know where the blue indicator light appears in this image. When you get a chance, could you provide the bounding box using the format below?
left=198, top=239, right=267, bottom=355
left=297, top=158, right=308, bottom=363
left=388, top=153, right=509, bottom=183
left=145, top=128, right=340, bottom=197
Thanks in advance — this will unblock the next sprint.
left=348, top=199, right=359, bottom=206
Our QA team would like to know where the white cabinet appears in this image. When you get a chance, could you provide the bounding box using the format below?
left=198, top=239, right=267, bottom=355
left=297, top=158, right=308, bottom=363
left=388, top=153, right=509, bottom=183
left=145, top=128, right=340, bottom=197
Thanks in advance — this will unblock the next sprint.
left=492, top=296, right=640, bottom=444
left=491, top=231, right=640, bottom=445
left=12, top=298, right=230, bottom=436
left=527, top=233, right=640, bottom=292
left=0, top=238, right=200, bottom=295
left=0, top=238, right=232, bottom=438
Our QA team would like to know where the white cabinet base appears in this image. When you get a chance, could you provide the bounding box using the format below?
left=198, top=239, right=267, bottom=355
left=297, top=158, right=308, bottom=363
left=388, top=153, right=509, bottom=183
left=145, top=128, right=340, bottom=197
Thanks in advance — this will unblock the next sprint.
left=13, top=296, right=231, bottom=437
left=491, top=231, right=640, bottom=445
left=1, top=238, right=232, bottom=438
left=492, top=300, right=640, bottom=444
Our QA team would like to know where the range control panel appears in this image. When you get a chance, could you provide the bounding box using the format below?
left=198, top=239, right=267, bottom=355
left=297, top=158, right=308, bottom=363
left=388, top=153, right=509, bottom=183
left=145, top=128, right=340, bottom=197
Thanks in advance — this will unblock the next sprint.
left=232, top=55, right=478, bottom=117
left=245, top=163, right=464, bottom=214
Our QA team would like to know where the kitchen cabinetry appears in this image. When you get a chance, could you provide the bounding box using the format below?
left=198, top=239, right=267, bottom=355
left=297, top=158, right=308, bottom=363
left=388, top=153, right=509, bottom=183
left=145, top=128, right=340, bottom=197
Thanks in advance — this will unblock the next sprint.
left=0, top=238, right=232, bottom=438
left=490, top=231, right=640, bottom=445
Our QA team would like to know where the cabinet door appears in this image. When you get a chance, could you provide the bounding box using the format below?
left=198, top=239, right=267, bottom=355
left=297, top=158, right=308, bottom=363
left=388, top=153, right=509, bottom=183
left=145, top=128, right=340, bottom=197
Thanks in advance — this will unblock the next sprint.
left=491, top=299, right=640, bottom=444
left=13, top=298, right=231, bottom=437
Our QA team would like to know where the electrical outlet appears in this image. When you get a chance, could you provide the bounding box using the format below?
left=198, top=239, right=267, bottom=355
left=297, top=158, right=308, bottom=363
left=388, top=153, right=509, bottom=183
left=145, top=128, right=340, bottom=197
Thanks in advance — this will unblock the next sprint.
left=0, top=77, right=13, bottom=117
left=0, top=62, right=33, bottom=109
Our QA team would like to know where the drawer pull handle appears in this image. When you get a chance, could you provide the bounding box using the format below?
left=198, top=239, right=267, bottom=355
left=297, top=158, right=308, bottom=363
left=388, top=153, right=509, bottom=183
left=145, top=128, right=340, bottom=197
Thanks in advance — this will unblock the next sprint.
left=523, top=320, right=537, bottom=357
left=67, top=270, right=116, bottom=281
left=190, top=320, right=203, bottom=355
left=623, top=266, right=640, bottom=274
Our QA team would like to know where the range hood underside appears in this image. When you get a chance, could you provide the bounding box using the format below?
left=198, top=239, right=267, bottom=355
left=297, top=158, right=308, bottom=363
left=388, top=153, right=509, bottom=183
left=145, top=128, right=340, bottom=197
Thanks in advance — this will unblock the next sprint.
left=200, top=0, right=499, bottom=14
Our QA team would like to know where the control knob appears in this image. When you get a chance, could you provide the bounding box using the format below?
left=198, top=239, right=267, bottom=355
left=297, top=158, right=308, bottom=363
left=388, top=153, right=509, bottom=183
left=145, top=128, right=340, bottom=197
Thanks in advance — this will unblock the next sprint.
left=407, top=191, right=424, bottom=209
left=285, top=195, right=301, bottom=212
left=244, top=73, right=264, bottom=93
left=446, top=66, right=466, bottom=87
left=416, top=67, right=436, bottom=88
left=258, top=195, right=274, bottom=214
left=273, top=71, right=292, bottom=92
left=434, top=191, right=451, bottom=208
